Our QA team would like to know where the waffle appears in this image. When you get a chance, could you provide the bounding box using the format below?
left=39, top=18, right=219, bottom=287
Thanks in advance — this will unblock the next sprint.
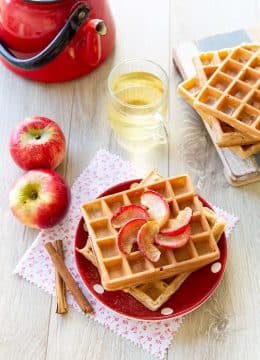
left=178, top=76, right=260, bottom=158
left=77, top=240, right=98, bottom=267
left=178, top=75, right=258, bottom=146
left=77, top=207, right=225, bottom=311
left=130, top=168, right=163, bottom=188
left=192, top=44, right=259, bottom=86
left=124, top=207, right=225, bottom=310
left=194, top=45, right=260, bottom=140
left=78, top=171, right=225, bottom=310
left=81, top=175, right=220, bottom=291
left=229, top=142, right=260, bottom=159
left=193, top=48, right=231, bottom=86
left=77, top=171, right=163, bottom=268
left=77, top=206, right=225, bottom=311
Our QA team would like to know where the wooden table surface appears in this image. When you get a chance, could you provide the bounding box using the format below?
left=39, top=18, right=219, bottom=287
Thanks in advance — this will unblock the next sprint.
left=1, top=1, right=260, bottom=359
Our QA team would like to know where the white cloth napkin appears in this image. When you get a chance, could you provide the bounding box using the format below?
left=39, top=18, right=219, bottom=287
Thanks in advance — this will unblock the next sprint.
left=14, top=149, right=238, bottom=359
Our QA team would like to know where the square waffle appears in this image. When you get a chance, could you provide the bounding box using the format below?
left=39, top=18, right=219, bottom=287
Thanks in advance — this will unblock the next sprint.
left=77, top=171, right=226, bottom=310
left=193, top=48, right=231, bottom=86
left=124, top=207, right=225, bottom=310
left=77, top=207, right=225, bottom=311
left=81, top=175, right=220, bottom=291
left=194, top=45, right=260, bottom=140
left=178, top=76, right=260, bottom=158
left=178, top=69, right=258, bottom=146
left=229, top=143, right=260, bottom=159
left=77, top=169, right=162, bottom=270
left=193, top=44, right=260, bottom=86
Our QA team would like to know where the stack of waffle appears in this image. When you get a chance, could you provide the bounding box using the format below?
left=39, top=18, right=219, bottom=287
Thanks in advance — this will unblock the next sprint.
left=178, top=44, right=260, bottom=159
left=78, top=170, right=226, bottom=311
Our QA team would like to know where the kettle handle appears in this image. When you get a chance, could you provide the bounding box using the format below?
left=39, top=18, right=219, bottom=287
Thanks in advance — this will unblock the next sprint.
left=0, top=4, right=89, bottom=70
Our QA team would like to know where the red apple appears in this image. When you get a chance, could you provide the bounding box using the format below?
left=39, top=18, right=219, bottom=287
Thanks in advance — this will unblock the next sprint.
left=155, top=225, right=191, bottom=249
left=137, top=221, right=161, bottom=262
left=118, top=218, right=147, bottom=254
left=141, top=190, right=170, bottom=227
left=9, top=169, right=70, bottom=229
left=111, top=204, right=149, bottom=228
left=9, top=116, right=66, bottom=170
left=160, top=207, right=192, bottom=236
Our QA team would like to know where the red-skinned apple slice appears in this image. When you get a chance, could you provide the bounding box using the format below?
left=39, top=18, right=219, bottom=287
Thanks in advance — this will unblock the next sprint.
left=111, top=204, right=149, bottom=228
left=160, top=207, right=192, bottom=236
left=118, top=218, right=147, bottom=254
left=137, top=221, right=161, bottom=262
left=141, top=190, right=170, bottom=227
left=155, top=225, right=191, bottom=249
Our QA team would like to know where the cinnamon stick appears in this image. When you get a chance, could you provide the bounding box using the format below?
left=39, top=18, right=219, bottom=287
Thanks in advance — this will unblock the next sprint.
left=45, top=242, right=93, bottom=313
left=54, top=240, right=68, bottom=314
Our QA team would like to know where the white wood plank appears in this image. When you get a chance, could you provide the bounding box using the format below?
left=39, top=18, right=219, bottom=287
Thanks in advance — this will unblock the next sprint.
left=0, top=60, right=76, bottom=359
left=1, top=0, right=259, bottom=359
left=45, top=1, right=170, bottom=360
left=169, top=1, right=260, bottom=359
left=173, top=0, right=258, bottom=45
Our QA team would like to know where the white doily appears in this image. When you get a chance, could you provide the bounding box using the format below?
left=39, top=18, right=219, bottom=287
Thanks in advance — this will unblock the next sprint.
left=14, top=149, right=238, bottom=359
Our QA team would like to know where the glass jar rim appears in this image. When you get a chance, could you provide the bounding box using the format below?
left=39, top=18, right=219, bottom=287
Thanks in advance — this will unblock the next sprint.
left=107, top=58, right=168, bottom=110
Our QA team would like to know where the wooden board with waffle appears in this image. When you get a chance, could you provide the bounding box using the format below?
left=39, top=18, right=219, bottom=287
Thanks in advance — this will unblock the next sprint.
left=77, top=170, right=226, bottom=312
left=173, top=28, right=260, bottom=186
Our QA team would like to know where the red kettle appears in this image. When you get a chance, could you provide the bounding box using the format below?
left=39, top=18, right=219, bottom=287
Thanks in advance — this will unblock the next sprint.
left=0, top=0, right=115, bottom=82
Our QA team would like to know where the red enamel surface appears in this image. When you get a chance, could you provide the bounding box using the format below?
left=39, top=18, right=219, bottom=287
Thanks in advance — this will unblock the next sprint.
left=0, top=0, right=115, bottom=82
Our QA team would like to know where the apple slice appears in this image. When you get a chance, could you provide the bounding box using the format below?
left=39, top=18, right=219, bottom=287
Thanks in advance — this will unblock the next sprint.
left=141, top=190, right=170, bottom=227
left=111, top=204, right=149, bottom=228
left=118, top=218, right=147, bottom=254
left=155, top=225, right=191, bottom=249
left=160, top=207, right=192, bottom=236
left=137, top=221, right=161, bottom=262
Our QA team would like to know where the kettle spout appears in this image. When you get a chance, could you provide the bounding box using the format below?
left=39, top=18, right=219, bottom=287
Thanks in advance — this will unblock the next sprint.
left=84, top=19, right=107, bottom=66
left=88, top=19, right=107, bottom=36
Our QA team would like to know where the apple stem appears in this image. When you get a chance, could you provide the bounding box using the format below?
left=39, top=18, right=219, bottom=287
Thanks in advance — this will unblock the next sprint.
left=30, top=191, right=38, bottom=200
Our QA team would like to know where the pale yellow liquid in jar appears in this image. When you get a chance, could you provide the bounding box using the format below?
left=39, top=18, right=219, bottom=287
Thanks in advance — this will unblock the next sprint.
left=108, top=72, right=167, bottom=149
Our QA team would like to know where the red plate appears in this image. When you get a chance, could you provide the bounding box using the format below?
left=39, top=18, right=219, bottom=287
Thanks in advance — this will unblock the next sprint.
left=74, top=179, right=227, bottom=321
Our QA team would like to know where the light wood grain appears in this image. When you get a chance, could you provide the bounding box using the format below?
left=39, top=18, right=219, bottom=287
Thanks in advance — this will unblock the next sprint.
left=0, top=0, right=259, bottom=359
left=170, top=1, right=260, bottom=360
